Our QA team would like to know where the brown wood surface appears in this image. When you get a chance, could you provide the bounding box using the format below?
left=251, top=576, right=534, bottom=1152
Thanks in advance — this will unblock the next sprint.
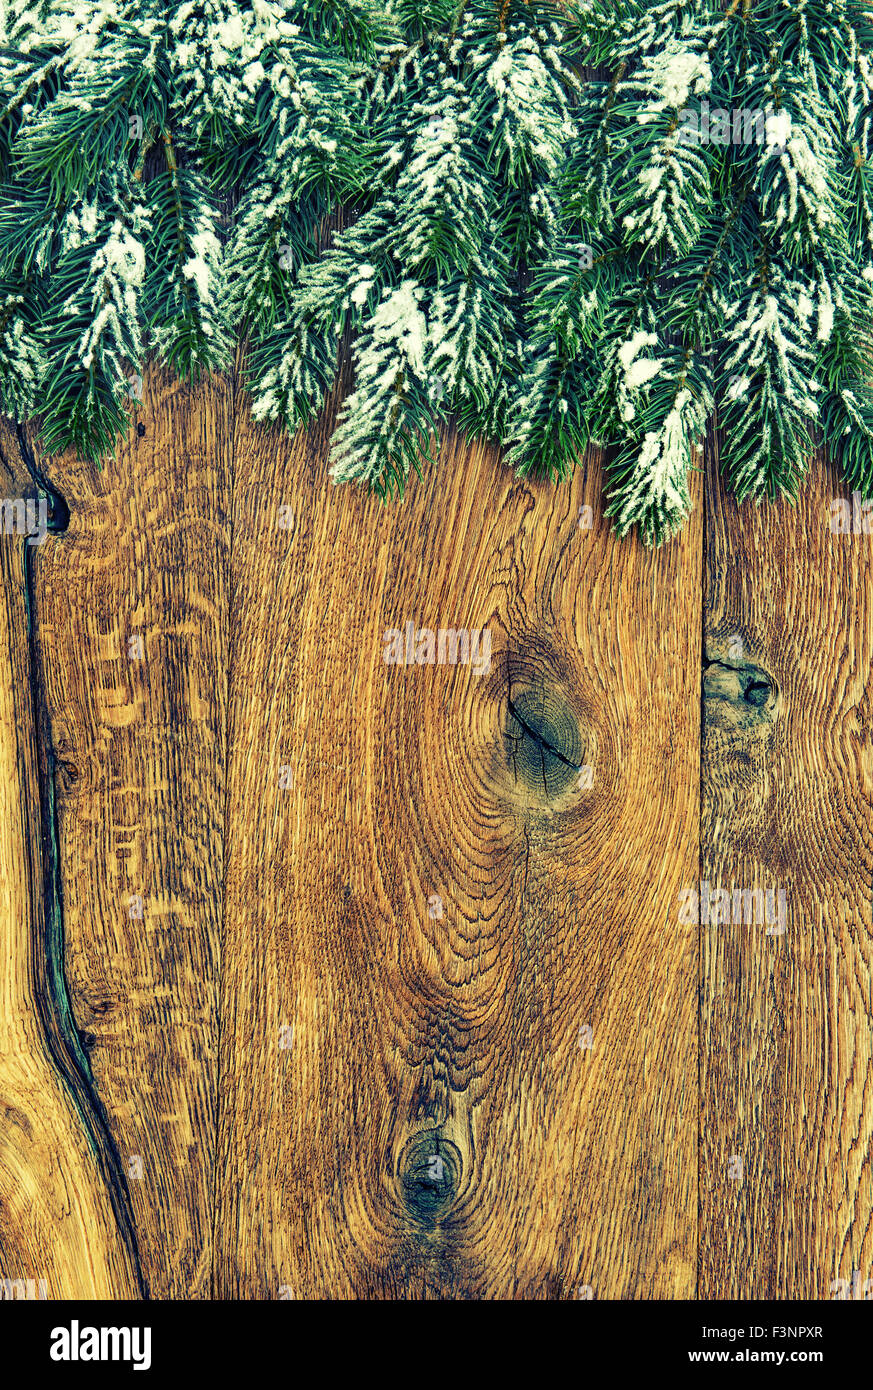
left=0, top=371, right=870, bottom=1300
left=0, top=435, right=140, bottom=1299
left=1, top=369, right=232, bottom=1299
left=213, top=401, right=701, bottom=1299
left=701, top=445, right=873, bottom=1300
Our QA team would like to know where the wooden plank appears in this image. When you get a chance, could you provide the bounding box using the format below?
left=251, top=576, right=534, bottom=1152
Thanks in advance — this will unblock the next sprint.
left=21, top=368, right=232, bottom=1299
left=701, top=445, right=873, bottom=1298
left=0, top=432, right=141, bottom=1299
left=214, top=407, right=702, bottom=1298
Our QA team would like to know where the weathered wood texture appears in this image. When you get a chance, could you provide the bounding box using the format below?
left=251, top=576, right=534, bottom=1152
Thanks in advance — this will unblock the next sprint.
left=0, top=369, right=870, bottom=1299
left=701, top=444, right=873, bottom=1300
left=213, top=398, right=701, bottom=1299
left=0, top=434, right=140, bottom=1299
left=0, top=368, right=232, bottom=1298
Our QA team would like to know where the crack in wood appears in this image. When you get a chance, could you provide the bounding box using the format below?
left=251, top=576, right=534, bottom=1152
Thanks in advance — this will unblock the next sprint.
left=16, top=424, right=148, bottom=1299
left=702, top=651, right=777, bottom=714
left=505, top=683, right=584, bottom=798
left=506, top=696, right=582, bottom=771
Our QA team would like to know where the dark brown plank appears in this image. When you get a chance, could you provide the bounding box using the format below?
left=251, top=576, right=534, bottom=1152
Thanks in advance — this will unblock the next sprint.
left=701, top=444, right=873, bottom=1298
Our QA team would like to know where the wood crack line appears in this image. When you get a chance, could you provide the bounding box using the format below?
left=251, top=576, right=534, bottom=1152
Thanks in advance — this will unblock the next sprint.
left=16, top=423, right=148, bottom=1299
left=505, top=697, right=582, bottom=770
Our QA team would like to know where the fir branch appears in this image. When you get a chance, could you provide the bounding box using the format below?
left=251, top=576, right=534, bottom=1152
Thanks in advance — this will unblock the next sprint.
left=0, top=0, right=871, bottom=546
left=141, top=130, right=229, bottom=374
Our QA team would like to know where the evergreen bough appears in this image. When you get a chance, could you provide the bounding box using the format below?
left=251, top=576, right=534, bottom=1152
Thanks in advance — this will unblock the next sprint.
left=0, top=0, right=871, bottom=544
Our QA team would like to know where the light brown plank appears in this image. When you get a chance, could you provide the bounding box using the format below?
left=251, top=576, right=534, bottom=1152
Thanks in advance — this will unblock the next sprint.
left=24, top=368, right=232, bottom=1298
left=215, top=406, right=702, bottom=1298
left=0, top=433, right=141, bottom=1299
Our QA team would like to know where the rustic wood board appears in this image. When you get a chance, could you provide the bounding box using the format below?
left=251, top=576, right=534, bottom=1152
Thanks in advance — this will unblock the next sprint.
left=1, top=367, right=871, bottom=1299
left=0, top=431, right=141, bottom=1299
left=0, top=369, right=233, bottom=1299
left=700, top=444, right=873, bottom=1300
left=212, top=396, right=701, bottom=1298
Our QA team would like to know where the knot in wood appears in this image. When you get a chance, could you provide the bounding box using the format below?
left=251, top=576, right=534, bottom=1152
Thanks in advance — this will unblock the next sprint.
left=703, top=648, right=779, bottom=730
left=505, top=685, right=583, bottom=796
left=398, top=1133, right=461, bottom=1223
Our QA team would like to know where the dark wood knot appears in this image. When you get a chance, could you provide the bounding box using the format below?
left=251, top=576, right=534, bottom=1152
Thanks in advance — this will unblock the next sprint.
left=505, top=685, right=584, bottom=796
left=703, top=647, right=779, bottom=729
left=398, top=1132, right=461, bottom=1223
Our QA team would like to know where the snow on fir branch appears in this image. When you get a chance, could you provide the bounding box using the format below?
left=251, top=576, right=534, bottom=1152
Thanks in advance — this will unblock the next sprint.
left=0, top=0, right=873, bottom=543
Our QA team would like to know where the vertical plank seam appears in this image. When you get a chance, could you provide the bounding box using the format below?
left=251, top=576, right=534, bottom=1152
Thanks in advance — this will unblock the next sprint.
left=697, top=443, right=707, bottom=1302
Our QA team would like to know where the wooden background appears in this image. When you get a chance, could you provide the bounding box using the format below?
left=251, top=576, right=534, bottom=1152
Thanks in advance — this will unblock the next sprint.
left=0, top=364, right=870, bottom=1299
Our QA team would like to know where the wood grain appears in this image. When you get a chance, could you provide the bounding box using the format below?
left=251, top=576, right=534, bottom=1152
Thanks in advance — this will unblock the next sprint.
left=2, top=366, right=872, bottom=1300
left=701, top=442, right=873, bottom=1298
left=7, top=369, right=233, bottom=1299
left=212, top=396, right=702, bottom=1298
left=0, top=433, right=141, bottom=1299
